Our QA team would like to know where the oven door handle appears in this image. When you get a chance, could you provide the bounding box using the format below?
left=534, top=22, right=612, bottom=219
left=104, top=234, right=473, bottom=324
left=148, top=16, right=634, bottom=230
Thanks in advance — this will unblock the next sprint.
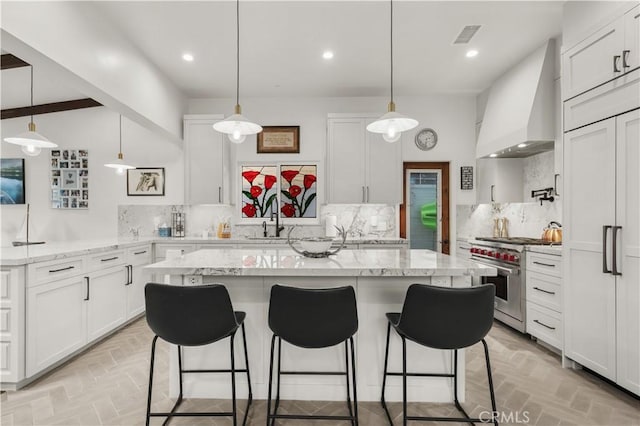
left=472, top=258, right=519, bottom=275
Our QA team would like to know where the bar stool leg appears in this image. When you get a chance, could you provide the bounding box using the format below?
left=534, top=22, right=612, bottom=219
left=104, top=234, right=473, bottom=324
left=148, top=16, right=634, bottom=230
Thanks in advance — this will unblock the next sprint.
left=380, top=322, right=393, bottom=425
left=350, top=336, right=359, bottom=426
left=274, top=336, right=282, bottom=423
left=453, top=349, right=474, bottom=426
left=241, top=322, right=253, bottom=426
left=230, top=333, right=238, bottom=426
left=345, top=340, right=354, bottom=424
left=266, top=334, right=276, bottom=426
left=402, top=336, right=408, bottom=426
left=145, top=335, right=159, bottom=426
left=482, top=339, right=499, bottom=426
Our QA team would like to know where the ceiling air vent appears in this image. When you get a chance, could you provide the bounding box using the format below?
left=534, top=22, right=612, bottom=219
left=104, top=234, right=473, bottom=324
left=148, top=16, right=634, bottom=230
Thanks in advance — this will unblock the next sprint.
left=453, top=25, right=481, bottom=44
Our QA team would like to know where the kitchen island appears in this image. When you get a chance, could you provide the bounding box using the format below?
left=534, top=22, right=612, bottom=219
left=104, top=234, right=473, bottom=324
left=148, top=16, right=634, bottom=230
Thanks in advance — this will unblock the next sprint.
left=144, top=248, right=496, bottom=402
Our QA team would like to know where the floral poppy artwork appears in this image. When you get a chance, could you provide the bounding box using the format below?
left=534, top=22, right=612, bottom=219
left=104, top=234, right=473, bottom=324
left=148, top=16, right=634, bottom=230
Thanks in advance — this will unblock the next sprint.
left=241, top=166, right=278, bottom=218
left=280, top=165, right=317, bottom=218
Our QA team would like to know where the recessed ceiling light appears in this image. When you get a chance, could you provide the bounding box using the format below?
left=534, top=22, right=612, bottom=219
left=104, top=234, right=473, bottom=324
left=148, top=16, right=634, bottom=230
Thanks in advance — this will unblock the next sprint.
left=182, top=53, right=194, bottom=62
left=489, top=153, right=497, bottom=158
left=322, top=51, right=334, bottom=60
left=517, top=143, right=527, bottom=148
left=466, top=49, right=479, bottom=58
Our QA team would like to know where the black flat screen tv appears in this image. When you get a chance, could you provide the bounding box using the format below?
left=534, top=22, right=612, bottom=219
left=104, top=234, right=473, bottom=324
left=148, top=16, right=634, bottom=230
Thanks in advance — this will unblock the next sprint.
left=0, top=158, right=26, bottom=204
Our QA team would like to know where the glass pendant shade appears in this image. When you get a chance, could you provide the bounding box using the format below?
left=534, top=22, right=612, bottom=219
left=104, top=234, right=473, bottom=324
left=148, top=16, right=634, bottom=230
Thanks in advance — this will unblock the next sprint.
left=212, top=106, right=262, bottom=144
left=4, top=122, right=57, bottom=156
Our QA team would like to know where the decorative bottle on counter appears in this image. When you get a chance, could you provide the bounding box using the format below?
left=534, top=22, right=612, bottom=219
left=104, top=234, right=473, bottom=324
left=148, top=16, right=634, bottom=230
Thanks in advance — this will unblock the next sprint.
left=493, top=218, right=501, bottom=237
left=499, top=217, right=509, bottom=238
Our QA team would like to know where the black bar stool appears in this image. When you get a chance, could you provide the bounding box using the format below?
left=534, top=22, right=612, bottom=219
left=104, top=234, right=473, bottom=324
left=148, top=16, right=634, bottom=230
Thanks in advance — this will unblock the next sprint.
left=267, top=284, right=359, bottom=425
left=380, top=284, right=497, bottom=426
left=144, top=283, right=253, bottom=426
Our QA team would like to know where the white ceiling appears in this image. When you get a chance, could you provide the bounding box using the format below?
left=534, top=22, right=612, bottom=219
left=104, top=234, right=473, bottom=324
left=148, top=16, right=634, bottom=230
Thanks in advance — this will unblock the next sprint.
left=1, top=1, right=563, bottom=108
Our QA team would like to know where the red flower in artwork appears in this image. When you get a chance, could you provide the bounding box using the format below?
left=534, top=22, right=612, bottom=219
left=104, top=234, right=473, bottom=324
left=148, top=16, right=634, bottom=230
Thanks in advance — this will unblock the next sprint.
left=242, top=170, right=260, bottom=184
left=242, top=203, right=256, bottom=217
left=264, top=174, right=277, bottom=190
left=281, top=203, right=296, bottom=217
left=281, top=170, right=299, bottom=183
left=303, top=174, right=316, bottom=189
left=289, top=185, right=302, bottom=197
left=250, top=185, right=262, bottom=198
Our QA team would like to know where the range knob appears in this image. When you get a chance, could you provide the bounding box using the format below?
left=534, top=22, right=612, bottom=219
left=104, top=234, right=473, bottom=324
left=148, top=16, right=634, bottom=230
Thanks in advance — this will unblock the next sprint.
left=509, top=254, right=517, bottom=262
left=502, top=253, right=509, bottom=261
left=494, top=252, right=501, bottom=259
left=481, top=249, right=487, bottom=255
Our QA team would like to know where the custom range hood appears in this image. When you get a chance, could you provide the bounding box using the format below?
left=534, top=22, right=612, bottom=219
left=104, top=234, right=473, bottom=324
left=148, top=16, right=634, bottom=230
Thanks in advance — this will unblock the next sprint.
left=476, top=39, right=556, bottom=159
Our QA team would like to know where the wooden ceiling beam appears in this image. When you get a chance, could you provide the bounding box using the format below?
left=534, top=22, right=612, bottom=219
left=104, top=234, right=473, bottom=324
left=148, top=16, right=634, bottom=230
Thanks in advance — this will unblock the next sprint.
left=1, top=54, right=30, bottom=70
left=1, top=98, right=103, bottom=120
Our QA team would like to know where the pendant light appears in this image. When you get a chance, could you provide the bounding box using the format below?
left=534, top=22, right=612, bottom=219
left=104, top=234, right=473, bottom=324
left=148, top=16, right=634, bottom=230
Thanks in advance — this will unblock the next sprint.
left=104, top=115, right=134, bottom=175
left=366, top=0, right=418, bottom=143
left=212, top=0, right=262, bottom=143
left=4, top=66, right=58, bottom=156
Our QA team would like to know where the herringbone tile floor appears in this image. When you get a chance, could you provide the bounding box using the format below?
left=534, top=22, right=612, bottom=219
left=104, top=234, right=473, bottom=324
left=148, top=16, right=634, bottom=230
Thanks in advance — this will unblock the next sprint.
left=1, top=319, right=638, bottom=426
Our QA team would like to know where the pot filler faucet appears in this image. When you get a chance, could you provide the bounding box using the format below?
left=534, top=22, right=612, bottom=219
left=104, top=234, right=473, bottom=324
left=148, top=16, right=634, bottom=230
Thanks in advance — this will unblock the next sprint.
left=271, top=198, right=285, bottom=237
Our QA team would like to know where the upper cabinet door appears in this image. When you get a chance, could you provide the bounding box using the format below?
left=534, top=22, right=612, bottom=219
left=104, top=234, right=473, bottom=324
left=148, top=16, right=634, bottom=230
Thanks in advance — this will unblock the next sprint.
left=476, top=158, right=523, bottom=204
left=327, top=118, right=367, bottom=203
left=184, top=116, right=228, bottom=205
left=624, top=5, right=640, bottom=71
left=366, top=125, right=402, bottom=204
left=563, top=17, right=625, bottom=100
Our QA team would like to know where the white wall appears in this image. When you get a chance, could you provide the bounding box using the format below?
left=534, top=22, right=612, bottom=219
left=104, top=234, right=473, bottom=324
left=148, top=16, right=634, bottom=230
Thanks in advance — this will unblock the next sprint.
left=1, top=107, right=183, bottom=243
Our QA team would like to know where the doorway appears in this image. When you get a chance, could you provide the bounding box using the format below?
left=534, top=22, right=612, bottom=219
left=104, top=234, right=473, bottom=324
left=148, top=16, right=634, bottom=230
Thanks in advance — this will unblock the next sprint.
left=400, top=162, right=450, bottom=254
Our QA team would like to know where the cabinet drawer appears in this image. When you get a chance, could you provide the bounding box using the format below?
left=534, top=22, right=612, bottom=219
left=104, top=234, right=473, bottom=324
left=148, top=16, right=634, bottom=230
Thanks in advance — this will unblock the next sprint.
left=86, top=250, right=126, bottom=272
left=526, top=271, right=562, bottom=312
left=526, top=302, right=562, bottom=350
left=28, top=256, right=85, bottom=287
left=526, top=253, right=562, bottom=278
left=154, top=244, right=196, bottom=261
left=127, top=245, right=152, bottom=266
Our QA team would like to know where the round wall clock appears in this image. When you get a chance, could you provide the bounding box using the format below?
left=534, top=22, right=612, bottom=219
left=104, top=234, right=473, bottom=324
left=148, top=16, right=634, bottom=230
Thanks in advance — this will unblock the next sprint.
left=415, top=128, right=438, bottom=151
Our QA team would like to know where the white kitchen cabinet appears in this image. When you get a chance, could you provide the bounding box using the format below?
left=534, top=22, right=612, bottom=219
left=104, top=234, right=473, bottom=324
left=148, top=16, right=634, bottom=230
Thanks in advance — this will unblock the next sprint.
left=86, top=266, right=128, bottom=343
left=125, top=245, right=151, bottom=319
left=27, top=275, right=88, bottom=377
left=525, top=251, right=562, bottom=350
left=563, top=5, right=639, bottom=100
left=0, top=267, right=25, bottom=385
left=327, top=116, right=401, bottom=204
left=564, top=109, right=639, bottom=394
left=476, top=158, right=523, bottom=203
left=154, top=243, right=197, bottom=261
left=184, top=114, right=229, bottom=205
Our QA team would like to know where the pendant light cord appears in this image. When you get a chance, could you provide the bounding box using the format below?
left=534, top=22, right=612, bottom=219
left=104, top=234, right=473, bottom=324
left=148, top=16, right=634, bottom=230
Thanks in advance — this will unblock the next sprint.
left=119, top=115, right=123, bottom=153
left=236, top=0, right=240, bottom=107
left=390, top=0, right=394, bottom=105
left=30, top=66, right=34, bottom=123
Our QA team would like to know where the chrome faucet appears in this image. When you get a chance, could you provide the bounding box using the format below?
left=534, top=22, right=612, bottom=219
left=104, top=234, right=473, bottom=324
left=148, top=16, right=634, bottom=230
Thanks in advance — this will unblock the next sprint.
left=270, top=198, right=285, bottom=237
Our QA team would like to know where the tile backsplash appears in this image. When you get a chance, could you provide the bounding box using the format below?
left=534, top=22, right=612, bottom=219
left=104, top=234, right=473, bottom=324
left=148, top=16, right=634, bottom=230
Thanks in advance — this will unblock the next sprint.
left=118, top=204, right=398, bottom=239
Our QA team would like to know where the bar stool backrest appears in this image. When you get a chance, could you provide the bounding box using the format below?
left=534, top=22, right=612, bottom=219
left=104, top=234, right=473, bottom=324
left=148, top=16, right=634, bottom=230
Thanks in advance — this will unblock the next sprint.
left=396, top=284, right=495, bottom=350
left=145, top=283, right=238, bottom=346
left=268, top=284, right=358, bottom=349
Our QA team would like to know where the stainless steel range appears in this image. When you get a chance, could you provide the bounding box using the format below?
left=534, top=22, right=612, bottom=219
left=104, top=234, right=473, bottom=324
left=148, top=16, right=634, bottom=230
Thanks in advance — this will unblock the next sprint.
left=469, top=237, right=560, bottom=333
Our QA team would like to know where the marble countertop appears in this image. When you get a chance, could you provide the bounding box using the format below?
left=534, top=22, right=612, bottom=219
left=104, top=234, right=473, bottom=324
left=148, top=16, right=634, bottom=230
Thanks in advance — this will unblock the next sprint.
left=0, top=237, right=407, bottom=266
left=144, top=248, right=497, bottom=277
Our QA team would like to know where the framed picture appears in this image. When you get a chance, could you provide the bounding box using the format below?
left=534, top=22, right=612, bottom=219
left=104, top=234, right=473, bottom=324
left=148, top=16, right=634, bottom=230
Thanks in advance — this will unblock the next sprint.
left=257, top=126, right=300, bottom=154
left=0, top=158, right=26, bottom=204
left=51, top=150, right=88, bottom=209
left=127, top=168, right=165, bottom=196
left=460, top=166, right=473, bottom=190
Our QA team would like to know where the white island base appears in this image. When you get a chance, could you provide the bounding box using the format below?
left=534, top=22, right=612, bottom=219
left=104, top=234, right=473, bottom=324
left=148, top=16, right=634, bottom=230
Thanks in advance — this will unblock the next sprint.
left=146, top=249, right=496, bottom=403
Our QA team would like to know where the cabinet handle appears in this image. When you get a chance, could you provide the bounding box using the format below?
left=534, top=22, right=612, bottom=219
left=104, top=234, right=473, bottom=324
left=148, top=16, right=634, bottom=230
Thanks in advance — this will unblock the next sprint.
left=533, top=261, right=555, bottom=267
left=490, top=185, right=495, bottom=202
left=554, top=174, right=560, bottom=196
left=533, top=319, right=556, bottom=330
left=362, top=186, right=365, bottom=203
left=622, top=50, right=630, bottom=69
left=613, top=55, right=621, bottom=73
left=603, top=225, right=612, bottom=274
left=218, top=187, right=222, bottom=203
left=100, top=256, right=118, bottom=262
left=84, top=277, right=90, bottom=301
left=366, top=186, right=370, bottom=203
left=612, top=226, right=622, bottom=276
left=533, top=286, right=556, bottom=295
left=49, top=265, right=74, bottom=273
left=134, top=250, right=147, bottom=255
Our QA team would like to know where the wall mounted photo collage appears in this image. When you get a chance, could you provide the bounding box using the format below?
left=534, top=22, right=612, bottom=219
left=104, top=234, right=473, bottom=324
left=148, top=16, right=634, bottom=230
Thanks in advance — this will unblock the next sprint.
left=50, top=149, right=89, bottom=209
